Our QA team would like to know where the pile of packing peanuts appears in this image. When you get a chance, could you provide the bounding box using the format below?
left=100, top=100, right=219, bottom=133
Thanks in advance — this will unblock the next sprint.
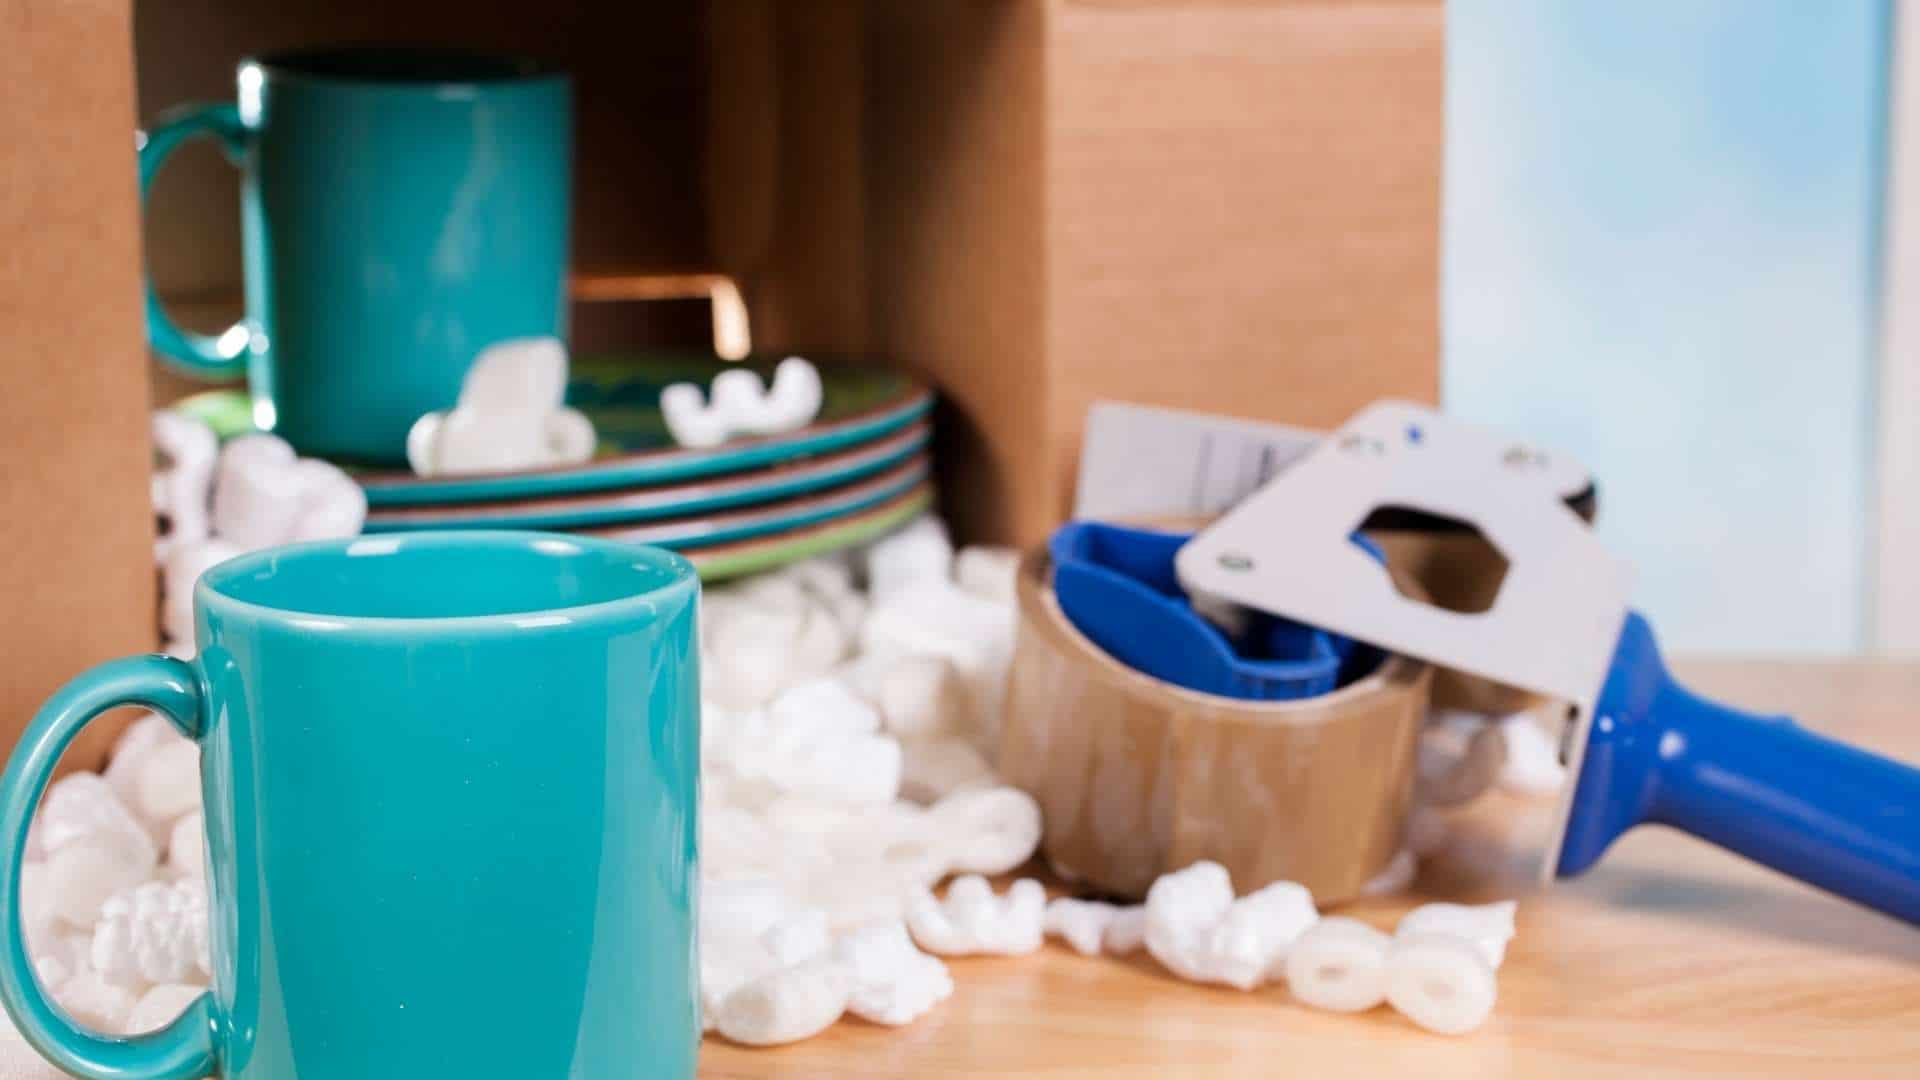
left=25, top=448, right=1560, bottom=1044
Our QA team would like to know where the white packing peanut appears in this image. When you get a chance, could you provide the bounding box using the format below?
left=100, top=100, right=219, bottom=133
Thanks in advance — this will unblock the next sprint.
left=767, top=677, right=882, bottom=739
left=710, top=369, right=768, bottom=432
left=862, top=516, right=953, bottom=599
left=755, top=797, right=866, bottom=847
left=699, top=806, right=784, bottom=878
left=55, top=969, right=138, bottom=1034
left=740, top=358, right=824, bottom=438
left=158, top=540, right=241, bottom=659
left=1385, top=933, right=1498, bottom=1036
left=740, top=799, right=948, bottom=914
left=700, top=878, right=795, bottom=944
left=1104, top=907, right=1148, bottom=955
left=714, top=959, right=850, bottom=1047
left=91, top=879, right=208, bottom=987
left=906, top=876, right=1046, bottom=957
left=1143, top=861, right=1235, bottom=983
left=1497, top=714, right=1567, bottom=797
left=18, top=861, right=55, bottom=963
left=700, top=700, right=743, bottom=773
left=833, top=919, right=953, bottom=1026
left=789, top=607, right=857, bottom=688
left=859, top=581, right=1016, bottom=752
left=699, top=931, right=779, bottom=1033
left=1285, top=916, right=1393, bottom=1013
left=777, top=556, right=867, bottom=638
left=700, top=579, right=852, bottom=712
left=761, top=909, right=831, bottom=969
left=1144, top=863, right=1320, bottom=990
left=1042, top=898, right=1122, bottom=957
left=792, top=863, right=921, bottom=931
left=759, top=732, right=902, bottom=806
left=1225, top=880, right=1320, bottom=987
left=773, top=816, right=954, bottom=932
left=125, top=982, right=207, bottom=1035
left=845, top=801, right=952, bottom=890
left=210, top=434, right=366, bottom=552
left=953, top=546, right=1020, bottom=605
left=36, top=933, right=91, bottom=994
left=722, top=682, right=901, bottom=806
left=1395, top=900, right=1518, bottom=970
left=103, top=713, right=180, bottom=820
left=899, top=737, right=997, bottom=805
left=165, top=814, right=205, bottom=883
left=777, top=554, right=858, bottom=604
left=36, top=774, right=158, bottom=926
left=150, top=411, right=218, bottom=561
left=661, top=359, right=823, bottom=450
left=924, top=787, right=1042, bottom=876
left=34, top=953, right=72, bottom=997
left=708, top=572, right=810, bottom=623
left=136, top=740, right=202, bottom=827
left=872, top=655, right=967, bottom=741
left=702, top=639, right=791, bottom=714
left=703, top=603, right=824, bottom=711
left=404, top=338, right=596, bottom=477
left=659, top=383, right=732, bottom=449
left=43, top=843, right=151, bottom=931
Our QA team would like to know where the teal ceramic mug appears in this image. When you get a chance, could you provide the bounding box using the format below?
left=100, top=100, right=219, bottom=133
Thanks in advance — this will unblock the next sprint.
left=140, top=48, right=572, bottom=465
left=0, top=532, right=700, bottom=1079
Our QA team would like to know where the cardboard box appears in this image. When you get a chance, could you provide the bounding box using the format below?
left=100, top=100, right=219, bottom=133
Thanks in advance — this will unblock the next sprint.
left=1, top=0, right=1437, bottom=765
left=2, top=0, right=157, bottom=769
left=710, top=0, right=1444, bottom=547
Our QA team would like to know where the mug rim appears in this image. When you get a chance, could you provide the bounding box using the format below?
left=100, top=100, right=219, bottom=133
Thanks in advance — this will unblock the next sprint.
left=195, top=530, right=697, bottom=632
left=245, top=45, right=567, bottom=90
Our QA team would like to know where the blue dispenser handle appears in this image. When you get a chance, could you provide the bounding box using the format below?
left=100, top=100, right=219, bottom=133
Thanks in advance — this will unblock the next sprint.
left=1558, top=612, right=1920, bottom=924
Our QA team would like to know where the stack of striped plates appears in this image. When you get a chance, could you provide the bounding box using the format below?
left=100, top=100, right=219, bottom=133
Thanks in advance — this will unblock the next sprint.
left=174, top=354, right=936, bottom=581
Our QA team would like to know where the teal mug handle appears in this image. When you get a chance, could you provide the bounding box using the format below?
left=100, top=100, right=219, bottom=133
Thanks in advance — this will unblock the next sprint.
left=138, top=103, right=252, bottom=380
left=0, top=656, right=219, bottom=1080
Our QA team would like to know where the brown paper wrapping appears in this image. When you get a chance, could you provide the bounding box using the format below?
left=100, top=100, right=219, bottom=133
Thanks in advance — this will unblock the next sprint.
left=999, top=550, right=1430, bottom=905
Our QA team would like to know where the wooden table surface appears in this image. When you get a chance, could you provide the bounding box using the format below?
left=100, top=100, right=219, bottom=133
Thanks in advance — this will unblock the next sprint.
left=700, top=660, right=1920, bottom=1078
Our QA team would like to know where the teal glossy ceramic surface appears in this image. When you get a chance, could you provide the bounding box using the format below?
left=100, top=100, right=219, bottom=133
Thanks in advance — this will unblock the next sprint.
left=140, top=48, right=572, bottom=466
left=687, top=486, right=934, bottom=583
left=0, top=533, right=700, bottom=1080
left=173, top=357, right=935, bottom=507
left=365, top=421, right=929, bottom=531
left=575, top=457, right=930, bottom=550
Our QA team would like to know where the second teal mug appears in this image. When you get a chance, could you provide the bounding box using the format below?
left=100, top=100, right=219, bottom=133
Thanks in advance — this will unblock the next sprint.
left=0, top=532, right=700, bottom=1079
left=140, top=48, right=572, bottom=465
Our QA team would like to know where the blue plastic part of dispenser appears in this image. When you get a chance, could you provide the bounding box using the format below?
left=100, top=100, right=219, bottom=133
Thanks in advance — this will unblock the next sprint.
left=1048, top=521, right=1380, bottom=701
left=1556, top=610, right=1920, bottom=924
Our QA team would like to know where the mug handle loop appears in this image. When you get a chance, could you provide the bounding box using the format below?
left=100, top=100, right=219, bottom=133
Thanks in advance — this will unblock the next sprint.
left=0, top=655, right=220, bottom=1080
left=139, top=103, right=253, bottom=380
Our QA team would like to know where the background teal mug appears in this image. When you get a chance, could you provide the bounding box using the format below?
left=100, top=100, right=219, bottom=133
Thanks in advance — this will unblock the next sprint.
left=0, top=532, right=699, bottom=1078
left=140, top=48, right=572, bottom=465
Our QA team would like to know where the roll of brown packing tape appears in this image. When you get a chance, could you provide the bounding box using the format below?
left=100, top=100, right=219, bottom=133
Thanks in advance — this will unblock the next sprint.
left=999, top=550, right=1432, bottom=905
left=1370, top=529, right=1550, bottom=715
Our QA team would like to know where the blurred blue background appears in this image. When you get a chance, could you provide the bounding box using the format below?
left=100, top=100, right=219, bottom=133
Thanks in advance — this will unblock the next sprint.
left=1445, top=1, right=1891, bottom=653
